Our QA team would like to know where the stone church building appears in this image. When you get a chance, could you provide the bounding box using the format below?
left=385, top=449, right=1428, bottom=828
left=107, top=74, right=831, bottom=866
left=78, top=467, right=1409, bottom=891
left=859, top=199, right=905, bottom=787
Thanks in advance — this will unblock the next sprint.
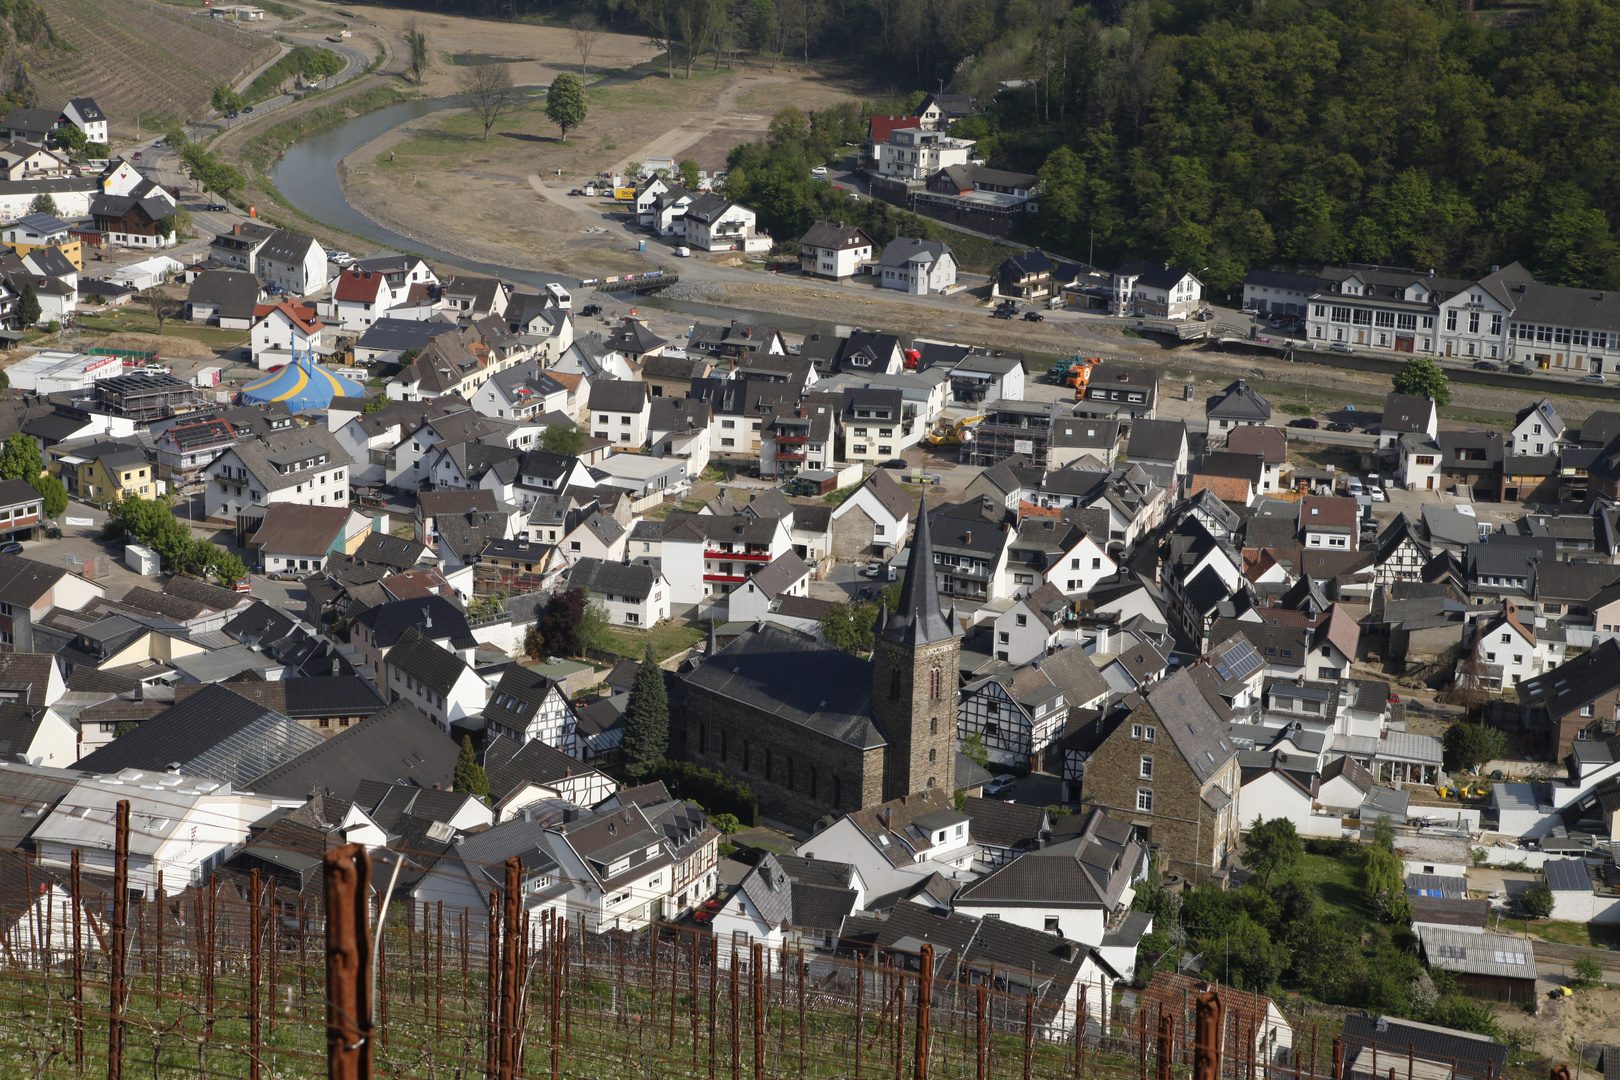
left=682, top=502, right=961, bottom=829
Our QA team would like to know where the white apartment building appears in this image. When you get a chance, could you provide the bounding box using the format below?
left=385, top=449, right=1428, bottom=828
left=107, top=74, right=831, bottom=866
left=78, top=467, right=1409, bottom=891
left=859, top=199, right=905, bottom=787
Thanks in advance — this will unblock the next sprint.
left=874, top=128, right=975, bottom=182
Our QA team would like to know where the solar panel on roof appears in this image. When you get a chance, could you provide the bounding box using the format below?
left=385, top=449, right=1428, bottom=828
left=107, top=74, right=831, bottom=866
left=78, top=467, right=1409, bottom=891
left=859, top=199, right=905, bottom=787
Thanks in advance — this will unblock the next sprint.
left=1213, top=639, right=1262, bottom=681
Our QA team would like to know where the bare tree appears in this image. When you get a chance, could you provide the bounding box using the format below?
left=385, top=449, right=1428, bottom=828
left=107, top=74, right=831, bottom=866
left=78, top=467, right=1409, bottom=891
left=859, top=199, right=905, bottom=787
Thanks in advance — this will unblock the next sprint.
left=403, top=19, right=429, bottom=84
left=456, top=62, right=521, bottom=140
left=138, top=287, right=179, bottom=336
left=569, top=13, right=605, bottom=77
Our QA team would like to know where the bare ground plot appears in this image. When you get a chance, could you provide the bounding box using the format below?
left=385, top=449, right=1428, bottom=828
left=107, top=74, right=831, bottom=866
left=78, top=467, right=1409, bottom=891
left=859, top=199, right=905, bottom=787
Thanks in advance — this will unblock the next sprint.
left=339, top=66, right=869, bottom=278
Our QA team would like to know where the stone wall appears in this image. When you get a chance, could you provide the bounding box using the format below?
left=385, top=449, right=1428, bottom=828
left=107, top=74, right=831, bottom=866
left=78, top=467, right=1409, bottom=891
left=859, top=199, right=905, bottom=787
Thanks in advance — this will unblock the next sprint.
left=830, top=505, right=880, bottom=560
left=683, top=682, right=885, bottom=829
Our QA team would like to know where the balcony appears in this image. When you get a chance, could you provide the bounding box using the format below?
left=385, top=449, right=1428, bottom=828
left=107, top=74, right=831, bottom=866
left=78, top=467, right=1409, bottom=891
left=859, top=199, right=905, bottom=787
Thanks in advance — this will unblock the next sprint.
left=703, top=573, right=748, bottom=583
left=774, top=434, right=808, bottom=444
left=775, top=451, right=806, bottom=462
left=704, top=549, right=772, bottom=562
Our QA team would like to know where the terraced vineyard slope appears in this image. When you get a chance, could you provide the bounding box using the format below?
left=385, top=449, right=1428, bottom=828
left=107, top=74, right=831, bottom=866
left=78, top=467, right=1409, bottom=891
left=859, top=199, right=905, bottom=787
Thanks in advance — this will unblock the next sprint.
left=32, top=0, right=275, bottom=133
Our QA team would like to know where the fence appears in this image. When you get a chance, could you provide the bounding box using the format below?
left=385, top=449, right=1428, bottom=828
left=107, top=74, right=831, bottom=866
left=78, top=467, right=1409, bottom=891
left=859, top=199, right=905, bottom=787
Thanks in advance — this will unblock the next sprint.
left=0, top=834, right=1526, bottom=1080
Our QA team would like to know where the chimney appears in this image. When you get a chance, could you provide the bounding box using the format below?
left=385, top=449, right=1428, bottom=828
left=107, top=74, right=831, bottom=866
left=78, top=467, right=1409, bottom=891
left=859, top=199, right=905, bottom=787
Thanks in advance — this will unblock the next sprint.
left=332, top=658, right=340, bottom=676
left=423, top=607, right=433, bottom=629
left=881, top=807, right=893, bottom=830
left=965, top=530, right=972, bottom=543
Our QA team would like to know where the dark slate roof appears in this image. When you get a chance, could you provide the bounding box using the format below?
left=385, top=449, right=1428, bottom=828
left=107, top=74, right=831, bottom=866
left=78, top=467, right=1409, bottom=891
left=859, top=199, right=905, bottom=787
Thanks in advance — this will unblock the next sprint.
left=1205, top=380, right=1271, bottom=422
left=75, top=683, right=326, bottom=787
left=1126, top=419, right=1188, bottom=463
left=1520, top=638, right=1620, bottom=717
left=884, top=497, right=954, bottom=647
left=481, top=734, right=597, bottom=803
left=1338, top=1013, right=1505, bottom=1080
left=800, top=221, right=872, bottom=250
left=683, top=623, right=885, bottom=748
left=588, top=379, right=650, bottom=412
left=187, top=269, right=260, bottom=318
left=774, top=852, right=859, bottom=890
left=247, top=699, right=456, bottom=798
left=386, top=626, right=467, bottom=697
left=0, top=652, right=56, bottom=706
left=354, top=595, right=476, bottom=651
left=1146, top=670, right=1238, bottom=781
left=1407, top=896, right=1489, bottom=929
left=354, top=532, right=427, bottom=571
left=483, top=665, right=563, bottom=736
left=355, top=317, right=461, bottom=353
left=0, top=553, right=66, bottom=607
left=959, top=797, right=1047, bottom=849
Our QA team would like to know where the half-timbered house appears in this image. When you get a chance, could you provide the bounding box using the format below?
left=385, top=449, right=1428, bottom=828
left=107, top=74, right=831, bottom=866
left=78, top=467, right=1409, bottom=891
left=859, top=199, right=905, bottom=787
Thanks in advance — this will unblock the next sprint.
left=957, top=645, right=1111, bottom=769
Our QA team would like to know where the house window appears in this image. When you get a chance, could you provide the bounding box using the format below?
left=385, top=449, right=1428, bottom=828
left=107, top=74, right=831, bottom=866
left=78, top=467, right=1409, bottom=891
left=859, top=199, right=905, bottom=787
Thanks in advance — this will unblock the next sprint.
left=889, top=668, right=902, bottom=701
left=1140, top=755, right=1153, bottom=779
left=1143, top=726, right=1155, bottom=742
left=1044, top=918, right=1060, bottom=933
left=929, top=668, right=941, bottom=700
left=1581, top=703, right=1595, bottom=717
left=1136, top=789, right=1153, bottom=812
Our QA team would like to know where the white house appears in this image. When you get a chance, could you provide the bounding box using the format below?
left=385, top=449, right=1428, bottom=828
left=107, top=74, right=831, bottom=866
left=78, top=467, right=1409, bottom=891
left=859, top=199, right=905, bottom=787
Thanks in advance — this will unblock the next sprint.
left=565, top=557, right=669, bottom=628
left=795, top=790, right=976, bottom=901
left=61, top=98, right=108, bottom=145
left=658, top=511, right=794, bottom=605
left=382, top=627, right=488, bottom=731
left=682, top=193, right=770, bottom=253
left=31, top=772, right=296, bottom=898
left=1510, top=398, right=1564, bottom=457
left=798, top=221, right=874, bottom=280
left=204, top=425, right=349, bottom=521
left=827, top=468, right=914, bottom=560
left=725, top=550, right=810, bottom=623
left=874, top=127, right=975, bottom=182
left=587, top=380, right=652, bottom=450
left=876, top=237, right=956, bottom=295
left=1112, top=261, right=1203, bottom=320
left=1466, top=601, right=1543, bottom=690
left=249, top=301, right=326, bottom=369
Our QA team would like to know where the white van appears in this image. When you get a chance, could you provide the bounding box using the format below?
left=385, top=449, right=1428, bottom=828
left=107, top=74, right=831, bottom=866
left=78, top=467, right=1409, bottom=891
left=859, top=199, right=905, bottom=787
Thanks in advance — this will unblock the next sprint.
left=544, top=282, right=571, bottom=309
left=1346, top=476, right=1364, bottom=496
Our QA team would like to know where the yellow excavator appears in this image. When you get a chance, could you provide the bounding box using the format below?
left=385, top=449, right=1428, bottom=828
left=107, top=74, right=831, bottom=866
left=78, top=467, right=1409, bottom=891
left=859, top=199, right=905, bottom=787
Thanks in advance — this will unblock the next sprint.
left=927, top=414, right=985, bottom=447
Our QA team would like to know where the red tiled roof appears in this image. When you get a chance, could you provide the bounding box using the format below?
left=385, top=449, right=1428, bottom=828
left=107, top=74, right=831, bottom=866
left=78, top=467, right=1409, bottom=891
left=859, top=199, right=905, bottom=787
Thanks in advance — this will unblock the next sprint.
left=1189, top=474, right=1251, bottom=503
left=253, top=301, right=323, bottom=335
left=868, top=115, right=922, bottom=143
left=1225, top=425, right=1288, bottom=464
left=1300, top=495, right=1357, bottom=528
left=334, top=269, right=384, bottom=302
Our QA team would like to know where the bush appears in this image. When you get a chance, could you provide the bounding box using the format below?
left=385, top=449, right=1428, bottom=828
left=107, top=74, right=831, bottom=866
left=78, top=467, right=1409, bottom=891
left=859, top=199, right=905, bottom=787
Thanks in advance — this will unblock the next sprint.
left=1521, top=882, right=1554, bottom=919
left=1304, top=836, right=1356, bottom=858
left=652, top=760, right=761, bottom=827
left=1574, top=954, right=1603, bottom=985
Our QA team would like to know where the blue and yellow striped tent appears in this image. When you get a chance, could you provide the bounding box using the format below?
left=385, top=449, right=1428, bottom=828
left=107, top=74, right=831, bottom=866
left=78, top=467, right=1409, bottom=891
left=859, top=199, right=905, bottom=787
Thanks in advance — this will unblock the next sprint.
left=241, top=354, right=366, bottom=414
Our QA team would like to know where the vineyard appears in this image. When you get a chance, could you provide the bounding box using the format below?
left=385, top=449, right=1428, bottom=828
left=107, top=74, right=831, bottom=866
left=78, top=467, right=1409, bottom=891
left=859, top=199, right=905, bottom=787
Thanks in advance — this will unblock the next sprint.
left=31, top=0, right=274, bottom=134
left=0, top=842, right=1510, bottom=1080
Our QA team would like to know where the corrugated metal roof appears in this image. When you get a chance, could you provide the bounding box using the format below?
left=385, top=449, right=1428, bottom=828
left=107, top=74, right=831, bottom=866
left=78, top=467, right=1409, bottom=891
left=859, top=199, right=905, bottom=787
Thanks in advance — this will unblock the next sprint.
left=1416, top=926, right=1537, bottom=980
left=1544, top=858, right=1594, bottom=893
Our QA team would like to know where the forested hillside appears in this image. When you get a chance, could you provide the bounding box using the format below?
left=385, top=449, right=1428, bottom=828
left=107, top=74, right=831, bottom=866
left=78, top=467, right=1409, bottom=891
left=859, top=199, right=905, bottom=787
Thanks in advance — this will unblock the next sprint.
left=351, top=0, right=1620, bottom=289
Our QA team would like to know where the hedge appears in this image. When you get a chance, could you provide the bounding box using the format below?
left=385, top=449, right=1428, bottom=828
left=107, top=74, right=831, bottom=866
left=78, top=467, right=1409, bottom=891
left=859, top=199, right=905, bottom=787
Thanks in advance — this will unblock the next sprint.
left=653, top=760, right=761, bottom=828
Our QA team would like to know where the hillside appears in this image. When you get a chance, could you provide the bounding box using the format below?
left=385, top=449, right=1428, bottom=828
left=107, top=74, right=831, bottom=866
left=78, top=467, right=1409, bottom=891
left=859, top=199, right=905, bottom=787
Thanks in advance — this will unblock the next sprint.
left=29, top=0, right=274, bottom=133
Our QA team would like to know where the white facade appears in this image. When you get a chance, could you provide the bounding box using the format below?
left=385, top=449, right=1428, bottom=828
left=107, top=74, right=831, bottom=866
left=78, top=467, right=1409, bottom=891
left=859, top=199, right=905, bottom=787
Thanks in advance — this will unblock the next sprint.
left=250, top=305, right=325, bottom=368
left=205, top=443, right=348, bottom=521
left=874, top=128, right=975, bottom=182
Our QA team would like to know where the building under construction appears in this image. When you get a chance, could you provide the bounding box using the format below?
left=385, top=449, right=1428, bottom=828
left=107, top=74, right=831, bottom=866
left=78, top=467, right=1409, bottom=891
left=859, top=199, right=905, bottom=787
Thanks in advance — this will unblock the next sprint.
left=92, top=372, right=204, bottom=422
left=962, top=399, right=1063, bottom=468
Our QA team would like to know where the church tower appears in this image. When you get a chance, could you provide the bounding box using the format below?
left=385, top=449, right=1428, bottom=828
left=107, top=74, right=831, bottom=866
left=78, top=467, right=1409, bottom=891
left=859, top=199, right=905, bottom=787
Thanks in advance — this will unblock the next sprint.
left=873, top=499, right=961, bottom=801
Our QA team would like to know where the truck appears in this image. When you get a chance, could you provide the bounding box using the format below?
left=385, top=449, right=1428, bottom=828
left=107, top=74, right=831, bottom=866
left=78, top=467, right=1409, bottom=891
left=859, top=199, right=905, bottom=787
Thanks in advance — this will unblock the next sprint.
left=925, top=415, right=985, bottom=447
left=1048, top=355, right=1101, bottom=388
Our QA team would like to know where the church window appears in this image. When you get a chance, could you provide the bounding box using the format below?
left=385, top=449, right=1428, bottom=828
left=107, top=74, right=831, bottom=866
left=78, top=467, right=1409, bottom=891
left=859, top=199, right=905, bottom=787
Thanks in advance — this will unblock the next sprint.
left=764, top=747, right=772, bottom=781
left=927, top=777, right=936, bottom=788
left=929, top=668, right=941, bottom=700
left=833, top=775, right=842, bottom=808
left=928, top=748, right=936, bottom=763
left=930, top=718, right=937, bottom=736
left=889, top=668, right=902, bottom=701
left=743, top=741, right=751, bottom=771
left=720, top=731, right=728, bottom=762
left=699, top=723, right=708, bottom=753
left=810, top=766, right=818, bottom=799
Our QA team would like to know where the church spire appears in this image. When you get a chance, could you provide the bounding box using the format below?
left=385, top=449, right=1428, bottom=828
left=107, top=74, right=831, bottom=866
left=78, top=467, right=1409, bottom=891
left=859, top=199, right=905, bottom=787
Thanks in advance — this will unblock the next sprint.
left=881, top=496, right=955, bottom=646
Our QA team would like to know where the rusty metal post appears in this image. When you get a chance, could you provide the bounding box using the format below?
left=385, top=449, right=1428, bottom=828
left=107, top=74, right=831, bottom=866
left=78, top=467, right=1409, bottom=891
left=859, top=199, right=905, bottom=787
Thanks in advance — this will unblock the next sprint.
left=249, top=868, right=262, bottom=1080
left=487, top=894, right=499, bottom=1080
left=730, top=945, right=740, bottom=1080
left=668, top=927, right=679, bottom=1051
left=155, top=867, right=165, bottom=1003
left=1552, top=1068, right=1572, bottom=1080
left=1332, top=1036, right=1343, bottom=1080
left=651, top=923, right=662, bottom=1042
left=207, top=875, right=219, bottom=1018
left=1194, top=990, right=1223, bottom=1080
left=498, top=857, right=521, bottom=1080
left=692, top=932, right=702, bottom=1069
left=752, top=942, right=765, bottom=1080
left=797, top=947, right=806, bottom=1079
left=856, top=954, right=866, bottom=1080
left=916, top=944, right=933, bottom=1080
left=708, top=936, right=719, bottom=1080
left=107, top=800, right=130, bottom=1080
left=1022, top=988, right=1034, bottom=1080
left=323, top=843, right=373, bottom=1080
left=974, top=981, right=986, bottom=1080
left=71, top=848, right=84, bottom=1069
left=436, top=900, right=444, bottom=1040
left=1158, top=1012, right=1175, bottom=1080
left=298, top=894, right=308, bottom=1023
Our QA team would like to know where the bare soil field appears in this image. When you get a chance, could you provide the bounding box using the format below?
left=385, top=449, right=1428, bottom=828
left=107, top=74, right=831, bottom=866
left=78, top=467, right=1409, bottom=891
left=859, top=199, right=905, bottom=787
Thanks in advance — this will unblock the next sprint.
left=337, top=59, right=870, bottom=278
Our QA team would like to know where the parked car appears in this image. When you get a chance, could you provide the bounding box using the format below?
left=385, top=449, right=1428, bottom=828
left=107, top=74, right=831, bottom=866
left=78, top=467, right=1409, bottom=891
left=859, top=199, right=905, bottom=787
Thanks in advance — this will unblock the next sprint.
left=242, top=105, right=254, bottom=112
left=1508, top=363, right=1531, bottom=374
left=1474, top=360, right=1502, bottom=371
left=1329, top=342, right=1352, bottom=353
left=1346, top=477, right=1364, bottom=496
left=579, top=304, right=602, bottom=316
left=569, top=188, right=586, bottom=196
left=1581, top=373, right=1606, bottom=383
left=692, top=899, right=724, bottom=925
left=1287, top=417, right=1320, bottom=429
left=991, top=308, right=1015, bottom=320
left=1369, top=487, right=1386, bottom=502
left=1364, top=424, right=1381, bottom=435
left=984, top=774, right=1018, bottom=797
left=206, top=203, right=228, bottom=212
left=0, top=542, right=22, bottom=555
left=864, top=561, right=884, bottom=578
left=1326, top=422, right=1354, bottom=432
left=880, top=458, right=908, bottom=470
left=132, top=151, right=143, bottom=159
left=810, top=166, right=828, bottom=177
left=1023, top=312, right=1044, bottom=322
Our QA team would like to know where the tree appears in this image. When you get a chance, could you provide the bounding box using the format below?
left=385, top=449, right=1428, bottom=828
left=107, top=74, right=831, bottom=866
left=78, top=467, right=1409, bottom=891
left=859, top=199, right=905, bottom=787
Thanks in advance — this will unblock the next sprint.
left=15, top=282, right=39, bottom=329
left=537, top=588, right=588, bottom=656
left=139, top=287, right=179, bottom=336
left=540, top=423, right=584, bottom=456
left=0, top=433, right=43, bottom=482
left=961, top=731, right=990, bottom=769
left=30, top=473, right=66, bottom=517
left=678, top=158, right=701, bottom=190
left=163, top=127, right=188, bottom=152
left=362, top=396, right=390, bottom=414
left=545, top=73, right=588, bottom=142
left=569, top=13, right=604, bottom=76
left=456, top=62, right=521, bottom=141
left=404, top=20, right=430, bottom=84
left=620, top=644, right=671, bottom=781
left=453, top=735, right=490, bottom=803
left=1241, top=817, right=1303, bottom=889
left=1442, top=720, right=1507, bottom=772
left=211, top=83, right=244, bottom=115
left=1391, top=356, right=1452, bottom=406
left=212, top=550, right=247, bottom=589
left=1574, top=953, right=1603, bottom=985
left=577, top=597, right=614, bottom=654
left=27, top=193, right=56, bottom=216
left=1363, top=837, right=1410, bottom=923
left=818, top=600, right=879, bottom=653
left=55, top=124, right=86, bottom=155
left=1521, top=881, right=1554, bottom=919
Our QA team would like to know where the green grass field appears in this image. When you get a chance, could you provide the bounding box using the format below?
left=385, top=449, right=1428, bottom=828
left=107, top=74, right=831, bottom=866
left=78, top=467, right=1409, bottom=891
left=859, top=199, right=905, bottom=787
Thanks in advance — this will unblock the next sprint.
left=77, top=313, right=246, bottom=347
left=1295, top=851, right=1367, bottom=918
left=600, top=620, right=707, bottom=662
